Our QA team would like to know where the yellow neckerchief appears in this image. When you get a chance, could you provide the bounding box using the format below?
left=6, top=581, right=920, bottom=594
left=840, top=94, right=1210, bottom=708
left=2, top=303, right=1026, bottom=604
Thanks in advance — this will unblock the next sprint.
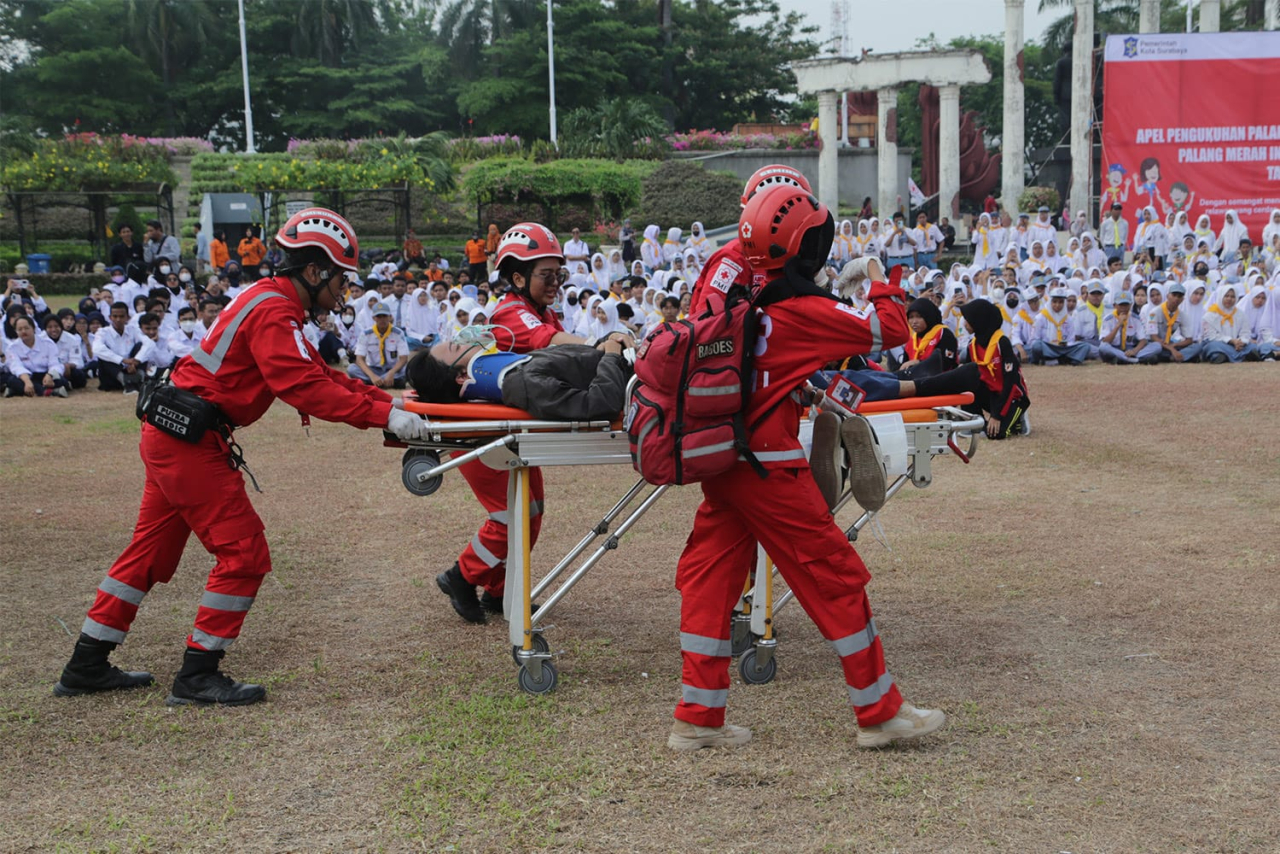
left=969, top=329, right=1005, bottom=379
left=1208, top=304, right=1237, bottom=331
left=908, top=324, right=944, bottom=360
left=1016, top=307, right=1035, bottom=325
left=1086, top=300, right=1105, bottom=331
left=1111, top=218, right=1124, bottom=247
left=856, top=231, right=872, bottom=248
left=1111, top=309, right=1134, bottom=343
left=917, top=222, right=933, bottom=248
left=978, top=225, right=990, bottom=256
left=1160, top=302, right=1179, bottom=343
left=999, top=304, right=1013, bottom=322
left=373, top=322, right=393, bottom=363
left=1040, top=308, right=1068, bottom=343
left=1027, top=255, right=1047, bottom=271
left=1136, top=219, right=1155, bottom=244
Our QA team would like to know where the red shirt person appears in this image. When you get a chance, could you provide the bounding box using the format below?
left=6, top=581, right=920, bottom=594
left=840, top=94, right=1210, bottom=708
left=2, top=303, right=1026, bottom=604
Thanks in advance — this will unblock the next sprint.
left=667, top=186, right=947, bottom=752
left=54, top=208, right=428, bottom=707
left=434, top=223, right=607, bottom=624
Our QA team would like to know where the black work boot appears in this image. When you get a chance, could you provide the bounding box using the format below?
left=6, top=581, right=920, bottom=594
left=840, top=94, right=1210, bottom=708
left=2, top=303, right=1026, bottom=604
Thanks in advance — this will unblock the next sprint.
left=436, top=563, right=486, bottom=624
left=166, top=648, right=266, bottom=707
left=53, top=633, right=155, bottom=697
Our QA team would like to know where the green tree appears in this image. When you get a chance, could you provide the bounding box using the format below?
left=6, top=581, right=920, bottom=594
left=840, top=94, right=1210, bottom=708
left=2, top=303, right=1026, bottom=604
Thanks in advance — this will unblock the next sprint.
left=560, top=98, right=670, bottom=159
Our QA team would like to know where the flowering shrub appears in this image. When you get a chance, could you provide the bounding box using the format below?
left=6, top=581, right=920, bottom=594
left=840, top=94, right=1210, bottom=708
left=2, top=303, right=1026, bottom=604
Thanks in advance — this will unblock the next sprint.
left=448, top=134, right=524, bottom=162
left=1, top=135, right=177, bottom=191
left=188, top=152, right=437, bottom=194
left=667, top=130, right=818, bottom=152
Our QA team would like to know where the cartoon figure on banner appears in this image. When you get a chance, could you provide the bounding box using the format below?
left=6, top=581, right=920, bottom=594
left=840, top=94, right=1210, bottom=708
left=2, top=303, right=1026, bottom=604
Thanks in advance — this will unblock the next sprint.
left=1163, top=181, right=1196, bottom=219
left=1130, top=157, right=1163, bottom=210
left=1101, top=163, right=1131, bottom=220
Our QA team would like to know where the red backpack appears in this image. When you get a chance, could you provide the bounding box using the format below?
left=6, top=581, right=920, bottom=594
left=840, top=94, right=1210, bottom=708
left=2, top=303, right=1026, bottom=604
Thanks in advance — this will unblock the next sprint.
left=624, top=296, right=764, bottom=485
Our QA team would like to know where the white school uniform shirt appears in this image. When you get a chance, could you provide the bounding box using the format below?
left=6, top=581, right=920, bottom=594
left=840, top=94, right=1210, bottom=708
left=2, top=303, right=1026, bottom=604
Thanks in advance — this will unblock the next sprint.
left=92, top=324, right=144, bottom=365
left=1028, top=218, right=1056, bottom=247
left=48, top=331, right=85, bottom=369
left=562, top=238, right=591, bottom=275
left=5, top=336, right=63, bottom=378
left=1199, top=288, right=1246, bottom=342
left=910, top=223, right=944, bottom=253
left=371, top=261, right=398, bottom=282
left=167, top=324, right=205, bottom=359
left=1034, top=306, right=1076, bottom=345
left=136, top=334, right=173, bottom=369
left=1101, top=310, right=1143, bottom=347
left=353, top=325, right=409, bottom=370
left=1073, top=304, right=1105, bottom=343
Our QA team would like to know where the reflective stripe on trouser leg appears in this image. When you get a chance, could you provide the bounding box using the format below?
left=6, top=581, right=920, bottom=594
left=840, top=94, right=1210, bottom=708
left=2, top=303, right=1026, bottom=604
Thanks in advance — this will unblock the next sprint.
left=458, top=459, right=544, bottom=595
left=84, top=468, right=194, bottom=643
left=704, top=463, right=902, bottom=727
left=187, top=529, right=271, bottom=652
left=673, top=489, right=757, bottom=728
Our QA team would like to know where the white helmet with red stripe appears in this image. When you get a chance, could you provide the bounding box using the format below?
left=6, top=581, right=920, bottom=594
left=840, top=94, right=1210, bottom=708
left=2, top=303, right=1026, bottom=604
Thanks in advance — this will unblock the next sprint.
left=275, top=207, right=360, bottom=272
left=494, top=222, right=564, bottom=267
left=740, top=164, right=813, bottom=208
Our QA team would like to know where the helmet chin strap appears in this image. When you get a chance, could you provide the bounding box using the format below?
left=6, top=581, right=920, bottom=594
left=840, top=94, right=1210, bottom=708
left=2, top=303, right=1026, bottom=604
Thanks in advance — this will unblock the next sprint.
left=300, top=267, right=336, bottom=323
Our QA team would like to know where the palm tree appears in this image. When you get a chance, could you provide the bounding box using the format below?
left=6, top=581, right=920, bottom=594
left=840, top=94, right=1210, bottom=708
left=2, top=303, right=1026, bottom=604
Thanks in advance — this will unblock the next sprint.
left=291, top=0, right=384, bottom=67
left=1038, top=0, right=1140, bottom=54
left=124, top=0, right=215, bottom=87
left=433, top=0, right=540, bottom=80
left=560, top=98, right=669, bottom=160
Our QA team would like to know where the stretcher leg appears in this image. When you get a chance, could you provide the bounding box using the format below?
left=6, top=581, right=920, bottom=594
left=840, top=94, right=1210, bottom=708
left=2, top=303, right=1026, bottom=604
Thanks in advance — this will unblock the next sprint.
left=507, top=466, right=557, bottom=694
left=740, top=553, right=779, bottom=684
left=530, top=478, right=651, bottom=601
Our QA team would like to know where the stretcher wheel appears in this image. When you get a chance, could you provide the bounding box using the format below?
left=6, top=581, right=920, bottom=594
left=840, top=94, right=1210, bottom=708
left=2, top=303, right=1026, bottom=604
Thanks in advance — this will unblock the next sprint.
left=730, top=623, right=757, bottom=657
left=738, top=649, right=777, bottom=685
left=517, top=661, right=558, bottom=694
left=511, top=633, right=550, bottom=666
left=401, top=450, right=443, bottom=496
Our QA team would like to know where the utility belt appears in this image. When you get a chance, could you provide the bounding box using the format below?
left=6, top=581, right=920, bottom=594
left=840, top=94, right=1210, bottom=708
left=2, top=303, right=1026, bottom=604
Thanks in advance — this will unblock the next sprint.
left=137, top=370, right=262, bottom=492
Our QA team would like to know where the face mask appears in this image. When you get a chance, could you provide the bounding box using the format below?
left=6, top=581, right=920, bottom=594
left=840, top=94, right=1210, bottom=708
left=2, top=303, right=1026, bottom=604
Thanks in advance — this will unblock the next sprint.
left=342, top=314, right=355, bottom=325
left=159, top=265, right=171, bottom=275
left=179, top=319, right=196, bottom=333
left=259, top=268, right=270, bottom=277
left=111, top=275, right=125, bottom=284
left=179, top=272, right=192, bottom=283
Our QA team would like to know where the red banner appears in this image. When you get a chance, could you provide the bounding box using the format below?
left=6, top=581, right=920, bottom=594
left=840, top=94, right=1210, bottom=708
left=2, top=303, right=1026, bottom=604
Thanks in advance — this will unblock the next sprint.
left=1101, top=32, right=1280, bottom=242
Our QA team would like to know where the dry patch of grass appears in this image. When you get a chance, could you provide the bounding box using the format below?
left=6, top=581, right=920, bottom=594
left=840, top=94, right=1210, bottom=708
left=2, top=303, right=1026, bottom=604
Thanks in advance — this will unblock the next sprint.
left=1, top=363, right=1277, bottom=852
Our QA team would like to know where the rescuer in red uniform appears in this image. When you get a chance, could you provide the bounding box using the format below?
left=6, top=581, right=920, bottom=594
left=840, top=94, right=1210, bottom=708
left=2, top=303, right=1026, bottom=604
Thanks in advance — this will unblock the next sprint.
left=435, top=223, right=607, bottom=624
left=667, top=186, right=948, bottom=751
left=53, top=208, right=429, bottom=707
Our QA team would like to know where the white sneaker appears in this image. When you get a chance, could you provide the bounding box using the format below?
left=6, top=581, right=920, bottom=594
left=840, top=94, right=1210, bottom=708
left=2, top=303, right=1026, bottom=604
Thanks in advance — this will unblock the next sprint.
left=53, top=386, right=69, bottom=398
left=856, top=701, right=947, bottom=749
left=668, top=719, right=752, bottom=752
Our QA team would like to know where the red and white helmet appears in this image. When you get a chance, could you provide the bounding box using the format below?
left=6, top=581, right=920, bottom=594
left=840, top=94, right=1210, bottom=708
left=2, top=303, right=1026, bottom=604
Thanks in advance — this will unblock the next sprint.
left=739, top=185, right=833, bottom=273
left=494, top=222, right=564, bottom=266
left=275, top=207, right=360, bottom=272
left=740, top=164, right=813, bottom=207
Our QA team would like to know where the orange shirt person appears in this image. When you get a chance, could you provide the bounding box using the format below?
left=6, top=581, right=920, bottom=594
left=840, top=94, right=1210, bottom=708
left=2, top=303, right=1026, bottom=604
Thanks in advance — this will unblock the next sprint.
left=210, top=231, right=230, bottom=272
left=237, top=228, right=266, bottom=268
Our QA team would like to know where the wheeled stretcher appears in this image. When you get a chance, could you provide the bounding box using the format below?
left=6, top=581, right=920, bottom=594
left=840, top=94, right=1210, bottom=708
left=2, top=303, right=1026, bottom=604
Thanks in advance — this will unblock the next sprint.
left=386, top=392, right=983, bottom=694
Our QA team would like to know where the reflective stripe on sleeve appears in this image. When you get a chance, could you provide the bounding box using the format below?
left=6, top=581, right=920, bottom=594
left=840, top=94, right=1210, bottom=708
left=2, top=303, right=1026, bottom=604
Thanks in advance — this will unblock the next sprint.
left=868, top=309, right=883, bottom=352
left=746, top=448, right=807, bottom=462
left=680, top=632, right=732, bottom=658
left=847, top=671, right=894, bottom=707
left=681, top=684, right=728, bottom=708
left=81, top=617, right=126, bottom=644
left=98, top=576, right=145, bottom=606
left=199, top=591, right=255, bottom=612
left=189, top=290, right=288, bottom=375
left=830, top=619, right=878, bottom=658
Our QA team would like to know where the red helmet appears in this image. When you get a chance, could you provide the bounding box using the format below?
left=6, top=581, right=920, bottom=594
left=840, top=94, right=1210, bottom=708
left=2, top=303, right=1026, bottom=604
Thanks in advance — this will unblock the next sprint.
left=494, top=222, right=564, bottom=266
left=739, top=185, right=834, bottom=273
left=275, top=207, right=360, bottom=272
left=740, top=164, right=813, bottom=207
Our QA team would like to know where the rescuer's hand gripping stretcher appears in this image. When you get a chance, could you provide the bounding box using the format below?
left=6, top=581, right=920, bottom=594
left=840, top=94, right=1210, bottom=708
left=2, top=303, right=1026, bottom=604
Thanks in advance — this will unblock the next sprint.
left=384, top=376, right=983, bottom=695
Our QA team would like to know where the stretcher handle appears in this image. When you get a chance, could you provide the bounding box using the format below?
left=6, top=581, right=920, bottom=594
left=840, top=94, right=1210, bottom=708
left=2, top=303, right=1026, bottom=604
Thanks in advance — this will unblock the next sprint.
left=857, top=392, right=973, bottom=414
left=417, top=434, right=516, bottom=479
left=419, top=418, right=615, bottom=434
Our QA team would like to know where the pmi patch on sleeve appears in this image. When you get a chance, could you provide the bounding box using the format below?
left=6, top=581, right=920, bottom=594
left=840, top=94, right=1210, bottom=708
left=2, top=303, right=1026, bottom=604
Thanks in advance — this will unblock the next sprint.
left=709, top=259, right=743, bottom=294
left=519, top=311, right=543, bottom=330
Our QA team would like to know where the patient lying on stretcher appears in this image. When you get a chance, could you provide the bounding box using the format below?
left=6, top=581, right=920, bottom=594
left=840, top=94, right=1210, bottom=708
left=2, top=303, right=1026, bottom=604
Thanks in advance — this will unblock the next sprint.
left=406, top=334, right=635, bottom=421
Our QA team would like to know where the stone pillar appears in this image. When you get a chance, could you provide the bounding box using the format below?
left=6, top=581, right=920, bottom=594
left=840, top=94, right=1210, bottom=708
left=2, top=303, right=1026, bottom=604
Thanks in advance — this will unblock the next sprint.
left=938, top=85, right=961, bottom=220
left=1069, top=0, right=1093, bottom=221
left=1138, top=0, right=1160, bottom=33
left=1267, top=0, right=1279, bottom=30
left=1199, top=0, right=1221, bottom=31
left=876, top=87, right=898, bottom=218
left=1002, top=0, right=1025, bottom=211
left=817, top=89, right=840, bottom=212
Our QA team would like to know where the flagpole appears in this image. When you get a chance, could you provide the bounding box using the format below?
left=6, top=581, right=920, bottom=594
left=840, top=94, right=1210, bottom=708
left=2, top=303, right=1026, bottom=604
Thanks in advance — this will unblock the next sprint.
left=238, top=0, right=256, bottom=154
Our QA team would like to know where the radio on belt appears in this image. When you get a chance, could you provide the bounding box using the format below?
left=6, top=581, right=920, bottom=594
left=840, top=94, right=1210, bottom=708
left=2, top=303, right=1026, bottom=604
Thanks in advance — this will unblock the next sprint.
left=819, top=374, right=866, bottom=417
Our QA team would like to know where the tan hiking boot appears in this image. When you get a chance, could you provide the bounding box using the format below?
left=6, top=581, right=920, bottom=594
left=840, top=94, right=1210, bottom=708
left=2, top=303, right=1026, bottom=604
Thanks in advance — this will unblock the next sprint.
left=667, top=719, right=752, bottom=752
left=809, top=411, right=843, bottom=511
left=856, top=701, right=947, bottom=748
left=840, top=414, right=887, bottom=512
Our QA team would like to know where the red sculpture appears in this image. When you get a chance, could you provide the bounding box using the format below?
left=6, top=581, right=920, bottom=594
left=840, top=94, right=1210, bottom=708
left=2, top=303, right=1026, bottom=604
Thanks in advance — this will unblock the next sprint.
left=917, top=84, right=1001, bottom=217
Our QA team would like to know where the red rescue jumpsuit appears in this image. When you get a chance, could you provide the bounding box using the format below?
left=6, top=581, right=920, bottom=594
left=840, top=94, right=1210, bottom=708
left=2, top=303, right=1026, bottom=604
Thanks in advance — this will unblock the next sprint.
left=82, top=278, right=394, bottom=652
left=674, top=279, right=911, bottom=729
left=690, top=238, right=754, bottom=314
left=453, top=292, right=564, bottom=596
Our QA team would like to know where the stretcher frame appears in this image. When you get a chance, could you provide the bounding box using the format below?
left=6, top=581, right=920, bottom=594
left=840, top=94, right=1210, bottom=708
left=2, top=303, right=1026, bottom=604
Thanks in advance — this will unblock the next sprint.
left=387, top=393, right=983, bottom=694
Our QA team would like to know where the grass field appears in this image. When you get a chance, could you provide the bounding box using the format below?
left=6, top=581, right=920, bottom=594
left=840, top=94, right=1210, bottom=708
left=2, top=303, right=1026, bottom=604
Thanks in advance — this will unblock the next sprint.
left=2, top=364, right=1278, bottom=853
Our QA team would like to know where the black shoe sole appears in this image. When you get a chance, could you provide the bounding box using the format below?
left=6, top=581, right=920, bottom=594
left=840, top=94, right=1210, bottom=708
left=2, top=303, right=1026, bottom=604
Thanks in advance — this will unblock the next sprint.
left=165, top=689, right=266, bottom=707
left=53, top=676, right=155, bottom=697
left=436, top=572, right=487, bottom=624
